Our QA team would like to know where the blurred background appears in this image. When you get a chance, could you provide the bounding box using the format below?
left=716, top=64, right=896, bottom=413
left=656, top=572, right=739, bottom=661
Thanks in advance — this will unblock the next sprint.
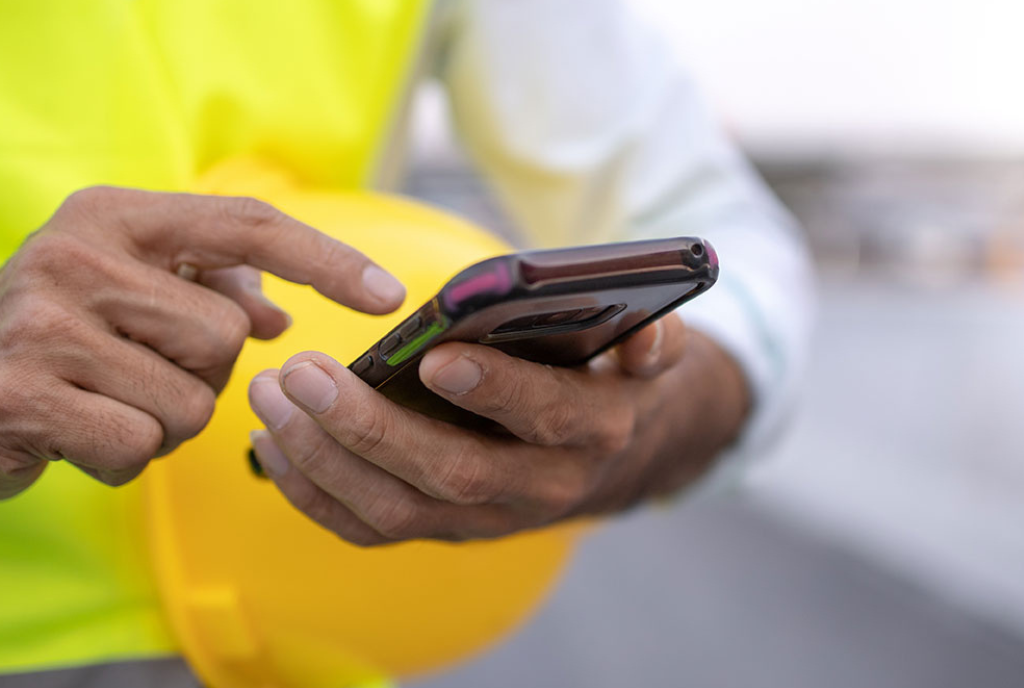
left=407, top=1, right=1024, bottom=686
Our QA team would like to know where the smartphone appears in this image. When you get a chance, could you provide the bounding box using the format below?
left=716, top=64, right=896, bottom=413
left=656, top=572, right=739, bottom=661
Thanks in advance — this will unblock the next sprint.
left=346, top=237, right=718, bottom=427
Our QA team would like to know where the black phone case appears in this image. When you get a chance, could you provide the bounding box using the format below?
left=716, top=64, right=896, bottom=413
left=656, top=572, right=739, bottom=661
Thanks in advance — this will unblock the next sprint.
left=348, top=236, right=718, bottom=426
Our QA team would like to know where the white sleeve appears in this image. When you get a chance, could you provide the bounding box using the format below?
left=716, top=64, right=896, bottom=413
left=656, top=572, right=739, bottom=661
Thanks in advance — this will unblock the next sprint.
left=435, top=0, right=816, bottom=478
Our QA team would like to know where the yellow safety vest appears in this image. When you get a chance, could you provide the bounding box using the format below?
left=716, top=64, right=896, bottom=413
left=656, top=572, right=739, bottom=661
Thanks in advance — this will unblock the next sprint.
left=0, top=0, right=431, bottom=673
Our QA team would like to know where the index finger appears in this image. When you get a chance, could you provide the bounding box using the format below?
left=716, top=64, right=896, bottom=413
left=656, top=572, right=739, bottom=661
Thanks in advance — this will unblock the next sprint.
left=67, top=186, right=406, bottom=314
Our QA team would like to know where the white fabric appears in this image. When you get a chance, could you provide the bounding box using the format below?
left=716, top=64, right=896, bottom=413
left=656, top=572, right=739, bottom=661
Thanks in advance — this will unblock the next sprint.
left=432, top=0, right=816, bottom=472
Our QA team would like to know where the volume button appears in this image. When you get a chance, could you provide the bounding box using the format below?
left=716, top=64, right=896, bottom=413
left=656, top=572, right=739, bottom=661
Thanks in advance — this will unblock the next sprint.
left=379, top=332, right=402, bottom=357
left=351, top=354, right=373, bottom=376
left=398, top=314, right=423, bottom=340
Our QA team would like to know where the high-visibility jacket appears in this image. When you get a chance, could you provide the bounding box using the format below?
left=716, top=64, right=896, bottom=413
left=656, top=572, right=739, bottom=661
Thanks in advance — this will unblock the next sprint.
left=0, top=7, right=582, bottom=686
left=0, top=0, right=432, bottom=674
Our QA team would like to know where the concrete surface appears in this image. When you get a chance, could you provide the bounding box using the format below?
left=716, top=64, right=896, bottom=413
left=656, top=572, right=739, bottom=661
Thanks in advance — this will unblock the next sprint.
left=412, top=497, right=1024, bottom=688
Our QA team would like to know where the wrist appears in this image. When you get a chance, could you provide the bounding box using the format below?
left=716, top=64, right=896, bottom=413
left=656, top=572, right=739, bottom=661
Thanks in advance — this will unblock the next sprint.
left=646, top=329, right=751, bottom=497
left=574, top=329, right=750, bottom=515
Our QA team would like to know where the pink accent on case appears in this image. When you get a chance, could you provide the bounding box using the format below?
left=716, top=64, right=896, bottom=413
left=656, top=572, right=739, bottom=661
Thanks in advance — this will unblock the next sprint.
left=444, top=262, right=513, bottom=311
left=705, top=241, right=719, bottom=269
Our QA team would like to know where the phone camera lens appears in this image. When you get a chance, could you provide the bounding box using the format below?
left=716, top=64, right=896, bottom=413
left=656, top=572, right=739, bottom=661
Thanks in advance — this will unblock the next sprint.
left=690, top=243, right=704, bottom=257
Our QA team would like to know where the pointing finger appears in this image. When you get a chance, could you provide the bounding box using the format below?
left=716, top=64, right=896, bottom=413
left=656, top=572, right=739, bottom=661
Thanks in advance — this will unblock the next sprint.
left=63, top=186, right=406, bottom=314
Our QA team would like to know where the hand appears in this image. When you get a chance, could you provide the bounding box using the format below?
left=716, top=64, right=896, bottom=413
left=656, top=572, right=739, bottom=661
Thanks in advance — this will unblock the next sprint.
left=249, top=314, right=749, bottom=545
left=0, top=186, right=405, bottom=499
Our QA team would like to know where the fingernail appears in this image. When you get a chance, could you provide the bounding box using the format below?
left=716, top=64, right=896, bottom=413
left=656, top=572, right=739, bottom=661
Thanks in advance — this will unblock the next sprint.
left=255, top=291, right=292, bottom=323
left=244, top=283, right=293, bottom=329
left=249, top=377, right=295, bottom=430
left=282, top=361, right=338, bottom=413
left=362, top=265, right=406, bottom=305
left=430, top=356, right=482, bottom=395
left=250, top=430, right=289, bottom=477
left=645, top=320, right=664, bottom=365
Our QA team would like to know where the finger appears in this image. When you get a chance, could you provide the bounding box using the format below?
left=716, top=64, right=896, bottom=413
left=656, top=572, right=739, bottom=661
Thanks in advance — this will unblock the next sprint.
left=58, top=390, right=163, bottom=486
left=93, top=259, right=254, bottom=391
left=255, top=353, right=559, bottom=511
left=12, top=380, right=164, bottom=486
left=64, top=187, right=405, bottom=314
left=0, top=450, right=46, bottom=500
left=249, top=372, right=514, bottom=540
left=271, top=353, right=595, bottom=523
left=250, top=430, right=394, bottom=546
left=419, top=342, right=634, bottom=452
left=12, top=231, right=255, bottom=393
left=56, top=326, right=216, bottom=454
left=198, top=266, right=291, bottom=340
left=614, top=312, right=688, bottom=379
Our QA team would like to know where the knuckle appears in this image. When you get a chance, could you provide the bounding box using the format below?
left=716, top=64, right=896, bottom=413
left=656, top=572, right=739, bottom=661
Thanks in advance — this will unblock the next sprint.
left=124, top=428, right=164, bottom=468
left=184, top=300, right=250, bottom=373
left=485, top=375, right=521, bottom=416
left=0, top=298, right=82, bottom=352
left=318, top=235, right=357, bottom=271
left=225, top=196, right=282, bottom=229
left=103, top=416, right=163, bottom=471
left=524, top=401, right=577, bottom=447
left=292, top=485, right=334, bottom=526
left=343, top=404, right=390, bottom=457
left=15, top=231, right=90, bottom=278
left=363, top=496, right=422, bottom=540
left=216, top=300, right=251, bottom=353
left=0, top=383, right=49, bottom=449
left=0, top=383, right=22, bottom=416
left=60, top=186, right=118, bottom=216
left=284, top=479, right=319, bottom=515
left=38, top=300, right=80, bottom=333
left=429, top=449, right=496, bottom=505
left=7, top=236, right=132, bottom=329
left=0, top=297, right=41, bottom=349
left=533, top=465, right=593, bottom=519
left=175, top=386, right=216, bottom=440
left=287, top=430, right=336, bottom=476
left=0, top=449, right=38, bottom=481
left=592, top=404, right=636, bottom=455
left=0, top=390, right=15, bottom=423
left=96, top=467, right=144, bottom=488
left=315, top=237, right=365, bottom=297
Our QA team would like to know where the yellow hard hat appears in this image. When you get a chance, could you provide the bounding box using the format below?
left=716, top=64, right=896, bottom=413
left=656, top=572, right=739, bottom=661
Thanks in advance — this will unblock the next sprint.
left=142, top=159, right=585, bottom=688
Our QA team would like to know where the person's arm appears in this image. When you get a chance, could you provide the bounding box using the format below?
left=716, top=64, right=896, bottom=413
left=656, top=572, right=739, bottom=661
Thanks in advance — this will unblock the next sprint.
left=245, top=1, right=812, bottom=543
left=437, top=0, right=815, bottom=484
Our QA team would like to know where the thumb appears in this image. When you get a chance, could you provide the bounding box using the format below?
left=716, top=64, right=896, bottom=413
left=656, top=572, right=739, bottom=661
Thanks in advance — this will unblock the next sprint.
left=198, top=265, right=292, bottom=340
left=614, top=312, right=688, bottom=378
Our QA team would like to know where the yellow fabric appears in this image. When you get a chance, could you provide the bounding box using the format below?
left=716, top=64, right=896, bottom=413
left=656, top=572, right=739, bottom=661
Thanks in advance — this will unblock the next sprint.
left=0, top=0, right=430, bottom=674
left=146, top=160, right=581, bottom=688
